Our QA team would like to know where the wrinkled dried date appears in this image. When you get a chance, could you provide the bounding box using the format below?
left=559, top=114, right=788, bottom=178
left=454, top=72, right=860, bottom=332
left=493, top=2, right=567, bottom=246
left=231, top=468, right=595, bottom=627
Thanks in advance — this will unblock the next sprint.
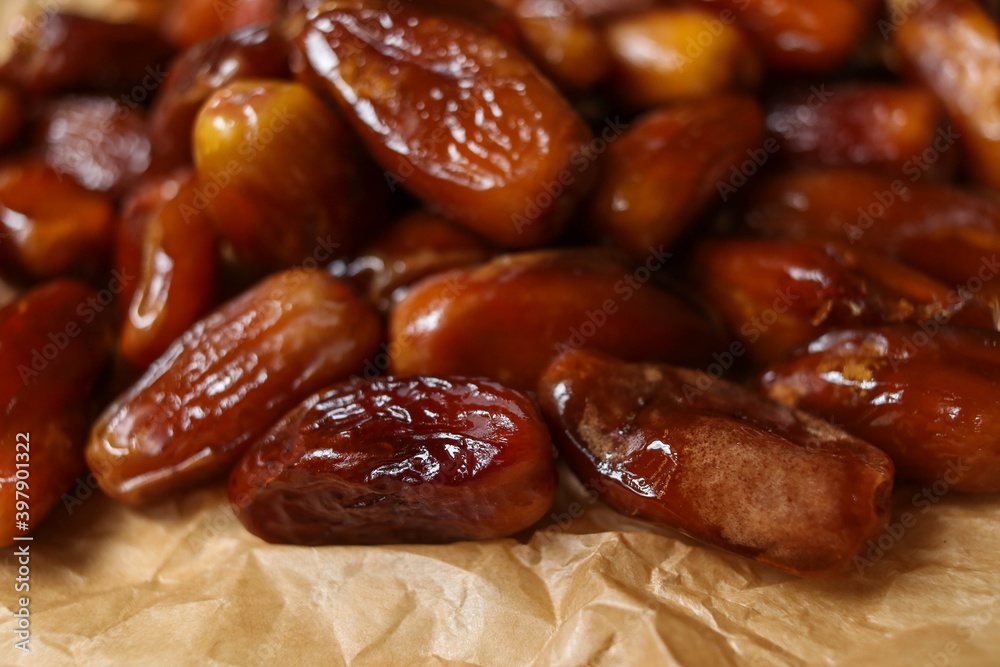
left=1, top=281, right=114, bottom=545
left=86, top=270, right=382, bottom=504
left=589, top=96, right=764, bottom=259
left=538, top=349, right=894, bottom=576
left=389, top=249, right=723, bottom=390
left=230, top=376, right=557, bottom=545
left=761, top=326, right=1000, bottom=493
left=295, top=2, right=593, bottom=247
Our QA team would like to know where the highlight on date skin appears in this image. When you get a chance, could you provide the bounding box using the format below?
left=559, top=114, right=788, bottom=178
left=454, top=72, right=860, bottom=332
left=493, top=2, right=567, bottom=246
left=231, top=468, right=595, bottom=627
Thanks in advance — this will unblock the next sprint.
left=537, top=349, right=894, bottom=577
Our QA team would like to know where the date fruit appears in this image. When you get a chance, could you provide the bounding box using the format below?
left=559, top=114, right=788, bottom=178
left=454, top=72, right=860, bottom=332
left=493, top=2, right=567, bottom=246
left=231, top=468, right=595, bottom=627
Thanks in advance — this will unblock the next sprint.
left=604, top=7, right=760, bottom=108
left=295, top=2, right=593, bottom=247
left=389, top=249, right=723, bottom=390
left=86, top=269, right=382, bottom=504
left=119, top=174, right=218, bottom=369
left=589, top=96, right=764, bottom=259
left=1, top=281, right=115, bottom=545
left=193, top=79, right=381, bottom=270
left=0, top=160, right=116, bottom=282
left=538, top=349, right=894, bottom=576
left=0, top=85, right=23, bottom=151
left=761, top=326, right=1000, bottom=493
left=230, top=376, right=557, bottom=545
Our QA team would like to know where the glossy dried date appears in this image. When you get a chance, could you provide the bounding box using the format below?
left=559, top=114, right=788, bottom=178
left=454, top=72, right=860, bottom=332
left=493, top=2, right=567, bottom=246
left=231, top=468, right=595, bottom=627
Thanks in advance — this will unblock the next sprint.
left=295, top=2, right=593, bottom=247
left=1, top=281, right=114, bottom=544
left=230, top=376, right=557, bottom=544
left=149, top=25, right=290, bottom=170
left=0, top=160, right=116, bottom=282
left=604, top=7, right=760, bottom=108
left=389, top=249, right=723, bottom=390
left=193, top=80, right=381, bottom=270
left=761, top=327, right=1000, bottom=493
left=895, top=0, right=1000, bottom=188
left=589, top=96, right=764, bottom=259
left=538, top=349, right=894, bottom=576
left=119, top=175, right=218, bottom=369
left=86, top=270, right=382, bottom=504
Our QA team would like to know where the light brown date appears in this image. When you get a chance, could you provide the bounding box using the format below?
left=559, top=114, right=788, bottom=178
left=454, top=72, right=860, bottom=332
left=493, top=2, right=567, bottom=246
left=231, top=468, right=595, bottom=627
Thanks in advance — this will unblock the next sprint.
left=538, top=349, right=894, bottom=576
left=86, top=270, right=382, bottom=504
left=1, top=281, right=114, bottom=545
left=589, top=96, right=764, bottom=259
left=230, top=376, right=557, bottom=544
left=389, top=248, right=723, bottom=390
left=295, top=2, right=594, bottom=247
left=761, top=326, right=1000, bottom=493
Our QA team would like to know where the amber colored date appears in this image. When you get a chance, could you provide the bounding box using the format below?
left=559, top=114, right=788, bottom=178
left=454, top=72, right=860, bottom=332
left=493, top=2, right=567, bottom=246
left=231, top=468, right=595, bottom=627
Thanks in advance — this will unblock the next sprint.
left=163, top=0, right=282, bottom=48
left=119, top=175, right=218, bottom=369
left=604, top=7, right=761, bottom=108
left=1, top=281, right=115, bottom=545
left=149, top=25, right=290, bottom=170
left=692, top=0, right=877, bottom=72
left=761, top=326, right=1000, bottom=493
left=895, top=0, right=1000, bottom=189
left=331, top=210, right=495, bottom=315
left=538, top=349, right=894, bottom=576
left=36, top=96, right=153, bottom=199
left=86, top=270, right=382, bottom=504
left=0, top=13, right=174, bottom=95
left=0, top=160, right=116, bottom=282
left=389, top=249, right=723, bottom=390
left=589, top=96, right=764, bottom=259
left=767, top=84, right=954, bottom=178
left=230, top=376, right=557, bottom=545
left=0, top=85, right=24, bottom=151
left=295, top=2, right=593, bottom=247
left=691, top=239, right=982, bottom=367
left=194, top=80, right=381, bottom=270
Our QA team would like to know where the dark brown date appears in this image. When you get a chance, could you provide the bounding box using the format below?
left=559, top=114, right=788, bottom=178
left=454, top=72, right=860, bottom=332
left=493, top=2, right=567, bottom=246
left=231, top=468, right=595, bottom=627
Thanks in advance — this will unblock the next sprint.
left=389, top=249, right=723, bottom=390
left=1, top=281, right=114, bottom=545
left=0, top=160, right=116, bottom=282
left=163, top=0, right=282, bottom=48
left=538, top=349, right=894, bottom=576
left=86, top=270, right=382, bottom=504
left=35, top=96, right=152, bottom=199
left=895, top=0, right=1000, bottom=189
left=589, top=96, right=764, bottom=259
left=1, top=13, right=174, bottom=95
left=149, top=25, right=290, bottom=170
left=761, top=326, right=1000, bottom=493
left=295, top=2, right=594, bottom=247
left=766, top=84, right=955, bottom=179
left=230, top=376, right=557, bottom=545
left=0, top=84, right=23, bottom=151
left=119, top=174, right=218, bottom=368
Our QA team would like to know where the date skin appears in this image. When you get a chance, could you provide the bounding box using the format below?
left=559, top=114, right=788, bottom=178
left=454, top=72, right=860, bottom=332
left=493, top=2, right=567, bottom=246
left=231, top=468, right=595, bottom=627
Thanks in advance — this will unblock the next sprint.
left=589, top=96, right=764, bottom=259
left=230, top=376, right=557, bottom=545
left=119, top=174, right=218, bottom=369
left=538, top=349, right=894, bottom=577
left=767, top=84, right=954, bottom=179
left=194, top=79, right=383, bottom=271
left=389, top=249, right=724, bottom=390
left=691, top=239, right=984, bottom=367
left=692, top=0, right=877, bottom=72
left=761, top=327, right=1000, bottom=493
left=330, top=210, right=495, bottom=315
left=163, top=0, right=283, bottom=48
left=0, top=160, right=116, bottom=282
left=604, top=7, right=761, bottom=108
left=0, top=13, right=175, bottom=95
left=86, top=270, right=382, bottom=504
left=295, top=2, right=594, bottom=247
left=1, top=281, right=114, bottom=545
left=149, top=25, right=291, bottom=171
left=895, top=0, right=1000, bottom=189
left=0, top=85, right=24, bottom=151
left=35, top=96, right=153, bottom=199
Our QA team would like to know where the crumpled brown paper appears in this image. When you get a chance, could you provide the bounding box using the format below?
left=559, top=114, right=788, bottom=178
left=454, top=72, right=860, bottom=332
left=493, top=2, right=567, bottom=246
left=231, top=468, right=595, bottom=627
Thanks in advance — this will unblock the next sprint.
left=2, top=0, right=1000, bottom=663
left=2, top=465, right=999, bottom=666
